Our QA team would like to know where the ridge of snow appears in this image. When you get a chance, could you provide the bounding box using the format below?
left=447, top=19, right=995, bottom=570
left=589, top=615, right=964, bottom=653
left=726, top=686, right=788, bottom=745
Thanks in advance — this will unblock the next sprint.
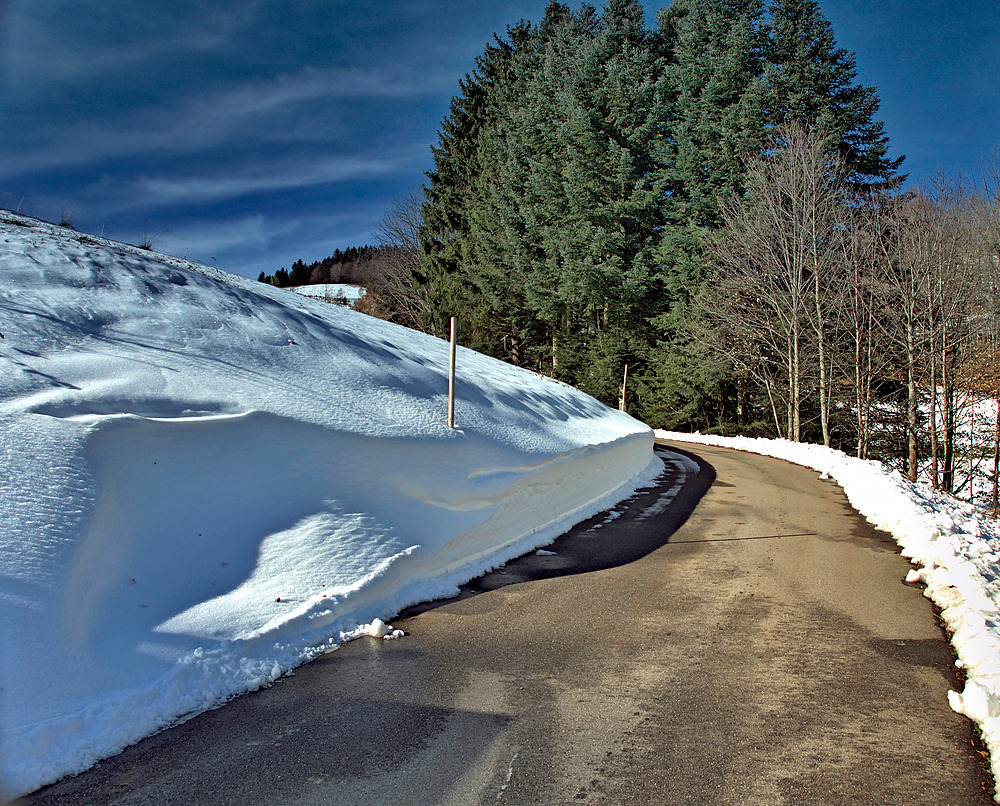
left=658, top=429, right=1000, bottom=799
left=0, top=211, right=658, bottom=799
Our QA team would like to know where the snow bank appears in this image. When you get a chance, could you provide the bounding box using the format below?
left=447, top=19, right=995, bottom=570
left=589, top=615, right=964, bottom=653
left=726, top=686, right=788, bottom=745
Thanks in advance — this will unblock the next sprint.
left=658, top=429, right=1000, bottom=798
left=0, top=211, right=658, bottom=800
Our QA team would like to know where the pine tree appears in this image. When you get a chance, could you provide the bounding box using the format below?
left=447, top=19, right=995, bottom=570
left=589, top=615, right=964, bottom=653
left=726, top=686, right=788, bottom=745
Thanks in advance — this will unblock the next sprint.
left=764, top=0, right=903, bottom=186
left=413, top=0, right=903, bottom=424
left=460, top=0, right=672, bottom=394
left=417, top=24, right=529, bottom=339
left=460, top=2, right=590, bottom=368
left=571, top=0, right=672, bottom=398
left=633, top=0, right=768, bottom=425
left=658, top=0, right=768, bottom=228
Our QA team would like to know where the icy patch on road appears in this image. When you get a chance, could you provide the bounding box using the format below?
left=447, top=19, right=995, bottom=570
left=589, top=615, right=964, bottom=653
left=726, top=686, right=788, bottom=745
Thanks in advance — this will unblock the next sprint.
left=637, top=450, right=700, bottom=521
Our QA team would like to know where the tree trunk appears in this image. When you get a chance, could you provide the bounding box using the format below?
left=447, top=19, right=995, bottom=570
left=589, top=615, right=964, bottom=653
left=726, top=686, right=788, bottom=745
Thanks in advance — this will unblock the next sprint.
left=854, top=329, right=864, bottom=457
left=736, top=376, right=746, bottom=427
left=927, top=283, right=939, bottom=488
left=942, top=345, right=955, bottom=493
left=814, top=269, right=830, bottom=446
left=992, top=388, right=999, bottom=519
left=786, top=341, right=794, bottom=440
left=510, top=330, right=522, bottom=366
left=859, top=299, right=876, bottom=461
left=907, top=323, right=919, bottom=482
left=852, top=271, right=873, bottom=460
left=764, top=374, right=783, bottom=439
left=792, top=320, right=802, bottom=442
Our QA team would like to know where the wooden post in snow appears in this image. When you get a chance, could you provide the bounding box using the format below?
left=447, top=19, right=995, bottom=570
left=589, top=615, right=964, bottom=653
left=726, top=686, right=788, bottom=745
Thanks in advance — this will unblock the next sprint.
left=619, top=363, right=628, bottom=413
left=448, top=317, right=458, bottom=428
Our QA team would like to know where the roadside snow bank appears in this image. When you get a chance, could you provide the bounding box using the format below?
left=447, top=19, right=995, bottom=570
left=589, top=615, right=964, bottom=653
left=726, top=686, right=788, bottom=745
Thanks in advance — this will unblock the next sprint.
left=658, top=430, right=1000, bottom=798
left=0, top=211, right=658, bottom=800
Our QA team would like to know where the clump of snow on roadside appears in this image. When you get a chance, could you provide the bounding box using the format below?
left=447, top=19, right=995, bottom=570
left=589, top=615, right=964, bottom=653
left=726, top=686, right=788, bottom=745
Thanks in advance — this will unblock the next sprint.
left=354, top=618, right=404, bottom=640
left=658, top=429, right=1000, bottom=799
left=0, top=210, right=660, bottom=801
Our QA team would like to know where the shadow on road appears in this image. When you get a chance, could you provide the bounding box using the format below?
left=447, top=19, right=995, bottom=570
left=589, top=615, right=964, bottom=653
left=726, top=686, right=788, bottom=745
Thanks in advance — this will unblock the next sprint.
left=22, top=644, right=513, bottom=806
left=400, top=443, right=715, bottom=618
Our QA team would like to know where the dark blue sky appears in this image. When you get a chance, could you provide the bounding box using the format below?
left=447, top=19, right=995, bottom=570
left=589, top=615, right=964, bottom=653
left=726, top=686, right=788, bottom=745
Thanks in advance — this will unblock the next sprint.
left=1, top=1, right=997, bottom=279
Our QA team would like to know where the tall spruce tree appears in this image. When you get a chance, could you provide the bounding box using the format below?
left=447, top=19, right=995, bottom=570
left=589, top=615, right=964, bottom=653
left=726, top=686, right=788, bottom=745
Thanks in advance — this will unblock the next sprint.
left=764, top=0, right=903, bottom=186
left=418, top=24, right=529, bottom=338
left=445, top=0, right=673, bottom=398
left=414, top=0, right=902, bottom=425
left=573, top=0, right=672, bottom=400
left=460, top=2, right=588, bottom=366
left=633, top=0, right=767, bottom=427
left=648, top=0, right=769, bottom=323
left=658, top=0, right=767, bottom=228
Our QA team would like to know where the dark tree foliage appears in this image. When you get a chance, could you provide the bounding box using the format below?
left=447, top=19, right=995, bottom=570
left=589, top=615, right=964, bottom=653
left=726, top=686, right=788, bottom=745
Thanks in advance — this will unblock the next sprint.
left=413, top=0, right=901, bottom=428
left=763, top=0, right=904, bottom=187
left=258, top=246, right=379, bottom=288
left=417, top=23, right=530, bottom=340
left=657, top=0, right=768, bottom=228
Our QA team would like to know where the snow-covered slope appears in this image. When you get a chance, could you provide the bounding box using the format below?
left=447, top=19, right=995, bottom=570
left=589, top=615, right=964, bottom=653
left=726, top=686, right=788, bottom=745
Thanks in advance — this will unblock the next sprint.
left=288, top=282, right=366, bottom=305
left=0, top=211, right=659, bottom=800
left=658, top=430, right=1000, bottom=800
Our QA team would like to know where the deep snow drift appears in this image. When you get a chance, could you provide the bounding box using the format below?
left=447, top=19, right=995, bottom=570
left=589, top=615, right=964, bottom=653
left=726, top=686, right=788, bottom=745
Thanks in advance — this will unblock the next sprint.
left=0, top=211, right=658, bottom=800
left=658, top=430, right=1000, bottom=799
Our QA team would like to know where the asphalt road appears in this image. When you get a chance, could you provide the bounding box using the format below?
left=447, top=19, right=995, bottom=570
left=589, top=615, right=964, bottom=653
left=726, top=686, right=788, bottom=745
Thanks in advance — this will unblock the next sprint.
left=19, top=440, right=994, bottom=805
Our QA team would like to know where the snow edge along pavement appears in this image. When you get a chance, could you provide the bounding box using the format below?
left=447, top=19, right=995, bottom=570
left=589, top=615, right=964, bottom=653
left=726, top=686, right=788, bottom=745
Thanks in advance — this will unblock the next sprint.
left=0, top=432, right=660, bottom=802
left=0, top=209, right=665, bottom=801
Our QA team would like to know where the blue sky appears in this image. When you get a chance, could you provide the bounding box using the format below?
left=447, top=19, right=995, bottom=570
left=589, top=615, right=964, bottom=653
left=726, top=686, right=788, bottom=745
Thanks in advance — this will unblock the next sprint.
left=1, top=1, right=997, bottom=279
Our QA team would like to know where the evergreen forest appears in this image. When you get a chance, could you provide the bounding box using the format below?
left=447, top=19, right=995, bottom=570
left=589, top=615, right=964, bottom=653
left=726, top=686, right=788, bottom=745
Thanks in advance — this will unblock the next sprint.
left=274, top=0, right=1000, bottom=510
left=417, top=0, right=905, bottom=411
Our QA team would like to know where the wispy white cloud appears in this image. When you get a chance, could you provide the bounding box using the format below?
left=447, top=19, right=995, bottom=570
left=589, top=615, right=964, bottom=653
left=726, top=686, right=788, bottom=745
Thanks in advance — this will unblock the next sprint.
left=155, top=215, right=275, bottom=256
left=0, top=64, right=449, bottom=180
left=153, top=209, right=384, bottom=278
left=88, top=141, right=428, bottom=213
left=128, top=155, right=402, bottom=208
left=1, top=0, right=264, bottom=89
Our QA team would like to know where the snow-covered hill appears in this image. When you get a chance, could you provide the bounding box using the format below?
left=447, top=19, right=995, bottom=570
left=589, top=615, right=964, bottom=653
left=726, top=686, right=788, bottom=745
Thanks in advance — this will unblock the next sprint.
left=0, top=211, right=659, bottom=800
left=288, top=282, right=366, bottom=305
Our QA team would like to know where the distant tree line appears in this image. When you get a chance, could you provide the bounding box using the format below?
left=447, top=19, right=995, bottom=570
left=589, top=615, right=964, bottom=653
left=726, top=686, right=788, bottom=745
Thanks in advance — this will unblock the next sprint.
left=256, top=201, right=430, bottom=332
left=258, top=246, right=379, bottom=288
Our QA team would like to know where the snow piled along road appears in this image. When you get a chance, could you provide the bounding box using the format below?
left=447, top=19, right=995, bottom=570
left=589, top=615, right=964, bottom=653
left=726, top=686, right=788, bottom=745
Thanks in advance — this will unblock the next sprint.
left=0, top=211, right=659, bottom=800
left=659, top=430, right=1000, bottom=800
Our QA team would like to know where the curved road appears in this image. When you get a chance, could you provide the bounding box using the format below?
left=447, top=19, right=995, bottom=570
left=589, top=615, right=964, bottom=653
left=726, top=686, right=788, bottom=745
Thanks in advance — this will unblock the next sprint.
left=22, top=440, right=992, bottom=805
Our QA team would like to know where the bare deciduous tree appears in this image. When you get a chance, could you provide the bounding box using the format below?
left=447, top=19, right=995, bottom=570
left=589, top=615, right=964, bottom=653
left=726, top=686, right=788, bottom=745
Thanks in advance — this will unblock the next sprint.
left=698, top=126, right=1000, bottom=503
left=356, top=188, right=433, bottom=333
left=702, top=124, right=845, bottom=443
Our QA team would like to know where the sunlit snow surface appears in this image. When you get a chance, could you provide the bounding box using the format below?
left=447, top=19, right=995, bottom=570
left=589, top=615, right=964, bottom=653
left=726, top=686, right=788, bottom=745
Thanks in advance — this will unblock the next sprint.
left=659, top=430, right=1000, bottom=800
left=288, top=283, right=366, bottom=304
left=0, top=211, right=659, bottom=799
